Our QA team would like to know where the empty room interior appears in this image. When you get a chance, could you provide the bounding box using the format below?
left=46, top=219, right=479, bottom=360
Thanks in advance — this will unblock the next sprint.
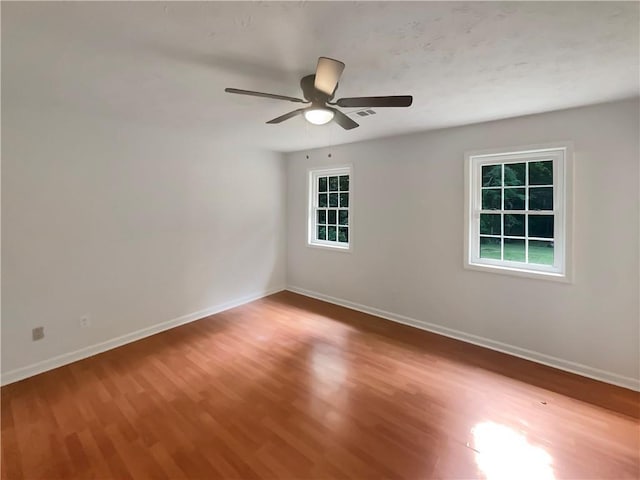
left=2, top=2, right=639, bottom=479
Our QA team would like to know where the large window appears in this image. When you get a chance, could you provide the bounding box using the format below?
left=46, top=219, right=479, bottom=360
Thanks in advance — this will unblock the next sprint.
left=465, top=145, right=572, bottom=280
left=309, top=166, right=351, bottom=250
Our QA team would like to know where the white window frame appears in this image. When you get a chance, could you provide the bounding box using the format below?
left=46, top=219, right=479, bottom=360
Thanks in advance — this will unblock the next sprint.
left=464, top=143, right=573, bottom=282
left=308, top=165, right=352, bottom=251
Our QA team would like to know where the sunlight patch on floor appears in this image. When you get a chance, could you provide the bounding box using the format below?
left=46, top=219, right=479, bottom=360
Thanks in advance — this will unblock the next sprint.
left=472, top=421, right=555, bottom=480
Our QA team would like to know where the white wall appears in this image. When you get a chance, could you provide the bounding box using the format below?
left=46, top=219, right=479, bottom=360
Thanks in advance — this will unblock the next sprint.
left=287, top=99, right=640, bottom=390
left=2, top=108, right=287, bottom=380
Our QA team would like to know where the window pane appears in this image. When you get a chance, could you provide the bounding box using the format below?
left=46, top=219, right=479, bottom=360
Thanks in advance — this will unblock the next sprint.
left=338, top=227, right=348, bottom=243
left=327, top=226, right=337, bottom=241
left=318, top=177, right=328, bottom=192
left=317, top=225, right=326, bottom=240
left=339, top=193, right=349, bottom=207
left=480, top=237, right=501, bottom=259
left=504, top=214, right=525, bottom=237
left=504, top=188, right=525, bottom=210
left=480, top=214, right=501, bottom=235
left=339, top=175, right=349, bottom=191
left=327, top=209, right=337, bottom=225
left=482, top=165, right=502, bottom=187
left=528, top=215, right=554, bottom=238
left=529, top=187, right=553, bottom=210
left=529, top=160, right=553, bottom=185
left=482, top=189, right=501, bottom=210
left=317, top=210, right=326, bottom=225
left=329, top=193, right=338, bottom=207
left=504, top=163, right=525, bottom=186
left=504, top=238, right=525, bottom=262
left=339, top=209, right=348, bottom=225
left=329, top=176, right=339, bottom=191
left=529, top=240, right=554, bottom=265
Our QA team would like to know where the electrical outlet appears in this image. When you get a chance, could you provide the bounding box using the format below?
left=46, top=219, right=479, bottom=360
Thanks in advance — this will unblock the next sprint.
left=80, top=316, right=91, bottom=328
left=32, top=326, right=44, bottom=341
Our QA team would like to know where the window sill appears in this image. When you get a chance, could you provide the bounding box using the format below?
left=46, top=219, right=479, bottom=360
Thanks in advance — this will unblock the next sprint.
left=464, top=261, right=571, bottom=283
left=307, top=241, right=351, bottom=253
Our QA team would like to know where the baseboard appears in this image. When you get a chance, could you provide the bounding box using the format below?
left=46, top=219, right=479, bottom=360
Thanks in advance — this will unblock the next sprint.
left=1, top=286, right=286, bottom=386
left=287, top=285, right=640, bottom=392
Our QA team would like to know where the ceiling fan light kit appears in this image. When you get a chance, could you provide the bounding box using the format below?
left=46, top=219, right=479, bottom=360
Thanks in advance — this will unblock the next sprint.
left=304, top=107, right=334, bottom=125
left=225, top=57, right=413, bottom=130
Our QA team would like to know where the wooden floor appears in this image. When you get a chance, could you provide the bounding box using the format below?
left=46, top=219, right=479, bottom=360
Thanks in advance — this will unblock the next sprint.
left=2, top=291, right=639, bottom=479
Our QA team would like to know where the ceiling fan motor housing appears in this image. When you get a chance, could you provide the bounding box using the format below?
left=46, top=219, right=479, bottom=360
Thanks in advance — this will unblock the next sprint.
left=300, top=74, right=334, bottom=104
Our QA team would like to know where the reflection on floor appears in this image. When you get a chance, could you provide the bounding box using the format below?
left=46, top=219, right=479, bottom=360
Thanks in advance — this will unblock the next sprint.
left=473, top=421, right=554, bottom=480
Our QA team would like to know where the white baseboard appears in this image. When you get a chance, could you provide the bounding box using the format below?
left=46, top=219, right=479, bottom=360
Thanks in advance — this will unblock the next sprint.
left=1, top=286, right=286, bottom=386
left=287, top=285, right=640, bottom=392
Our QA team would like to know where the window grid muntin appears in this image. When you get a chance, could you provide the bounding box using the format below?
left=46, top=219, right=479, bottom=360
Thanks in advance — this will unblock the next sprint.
left=479, top=158, right=555, bottom=265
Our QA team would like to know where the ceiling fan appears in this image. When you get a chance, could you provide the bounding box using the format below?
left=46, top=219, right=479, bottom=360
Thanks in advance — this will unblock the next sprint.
left=224, top=57, right=413, bottom=130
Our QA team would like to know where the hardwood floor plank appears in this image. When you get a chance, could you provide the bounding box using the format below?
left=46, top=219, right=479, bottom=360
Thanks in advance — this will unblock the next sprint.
left=88, top=424, right=133, bottom=480
left=2, top=291, right=638, bottom=479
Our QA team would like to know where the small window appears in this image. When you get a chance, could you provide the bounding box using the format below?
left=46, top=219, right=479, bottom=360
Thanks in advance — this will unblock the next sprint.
left=465, top=145, right=572, bottom=280
left=309, top=166, right=351, bottom=250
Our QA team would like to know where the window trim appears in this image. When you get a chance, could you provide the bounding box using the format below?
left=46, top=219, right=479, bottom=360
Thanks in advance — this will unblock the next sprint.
left=307, top=165, right=353, bottom=252
left=464, top=142, right=573, bottom=282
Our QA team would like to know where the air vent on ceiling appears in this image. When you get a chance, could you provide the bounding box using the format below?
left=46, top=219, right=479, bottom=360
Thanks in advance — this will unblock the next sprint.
left=355, top=109, right=377, bottom=117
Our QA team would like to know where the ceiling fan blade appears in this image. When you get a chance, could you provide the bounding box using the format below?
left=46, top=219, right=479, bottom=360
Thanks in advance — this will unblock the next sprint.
left=225, top=88, right=307, bottom=103
left=266, top=108, right=307, bottom=124
left=330, top=108, right=359, bottom=130
left=314, top=57, right=345, bottom=96
left=336, top=95, right=413, bottom=108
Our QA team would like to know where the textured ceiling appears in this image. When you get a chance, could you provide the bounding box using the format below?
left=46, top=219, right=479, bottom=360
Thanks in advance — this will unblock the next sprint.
left=3, top=2, right=638, bottom=152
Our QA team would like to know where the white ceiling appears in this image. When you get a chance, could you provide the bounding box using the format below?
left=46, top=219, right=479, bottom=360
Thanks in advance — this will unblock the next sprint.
left=3, top=2, right=638, bottom=152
